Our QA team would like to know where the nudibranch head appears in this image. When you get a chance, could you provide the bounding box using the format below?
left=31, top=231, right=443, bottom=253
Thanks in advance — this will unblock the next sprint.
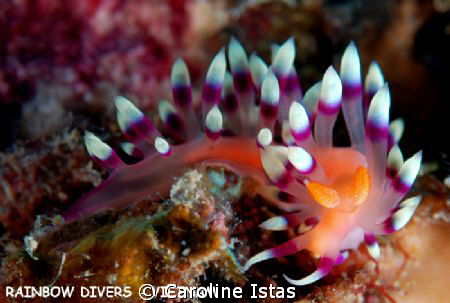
left=244, top=42, right=422, bottom=286
left=65, top=38, right=422, bottom=287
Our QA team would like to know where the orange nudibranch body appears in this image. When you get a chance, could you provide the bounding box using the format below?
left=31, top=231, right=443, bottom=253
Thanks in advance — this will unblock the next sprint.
left=184, top=137, right=263, bottom=172
left=71, top=37, right=423, bottom=287
left=307, top=208, right=360, bottom=256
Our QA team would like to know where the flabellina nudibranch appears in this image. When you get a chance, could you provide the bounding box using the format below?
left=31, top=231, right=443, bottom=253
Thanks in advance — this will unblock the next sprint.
left=63, top=37, right=422, bottom=286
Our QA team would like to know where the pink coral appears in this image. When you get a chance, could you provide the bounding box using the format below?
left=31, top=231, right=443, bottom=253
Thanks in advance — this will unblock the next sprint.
left=63, top=38, right=422, bottom=286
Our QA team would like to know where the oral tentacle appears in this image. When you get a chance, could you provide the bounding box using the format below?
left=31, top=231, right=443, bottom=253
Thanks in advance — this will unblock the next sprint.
left=283, top=256, right=335, bottom=286
left=243, top=234, right=308, bottom=272
left=335, top=251, right=349, bottom=265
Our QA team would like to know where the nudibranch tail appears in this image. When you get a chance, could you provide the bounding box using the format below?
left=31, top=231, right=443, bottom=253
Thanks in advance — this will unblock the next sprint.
left=65, top=38, right=422, bottom=287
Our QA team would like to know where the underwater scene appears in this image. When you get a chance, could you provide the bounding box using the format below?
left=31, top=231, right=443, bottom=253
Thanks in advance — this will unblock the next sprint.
left=1, top=0, right=449, bottom=302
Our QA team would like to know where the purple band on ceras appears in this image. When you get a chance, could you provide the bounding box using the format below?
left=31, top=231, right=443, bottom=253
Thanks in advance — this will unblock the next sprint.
left=305, top=216, right=319, bottom=227
left=365, top=120, right=389, bottom=141
left=291, top=124, right=312, bottom=142
left=94, top=153, right=122, bottom=170
left=392, top=176, right=412, bottom=194
left=364, top=233, right=377, bottom=246
left=172, top=84, right=192, bottom=108
left=383, top=217, right=396, bottom=234
left=386, top=166, right=399, bottom=179
left=122, top=143, right=144, bottom=159
left=364, top=90, right=377, bottom=114
left=165, top=112, right=185, bottom=133
left=317, top=257, right=335, bottom=275
left=274, top=171, right=293, bottom=189
left=272, top=71, right=288, bottom=94
left=205, top=127, right=222, bottom=140
left=124, top=116, right=155, bottom=142
left=260, top=102, right=279, bottom=120
left=284, top=72, right=302, bottom=96
left=342, top=83, right=362, bottom=100
left=202, top=82, right=222, bottom=105
left=222, top=92, right=239, bottom=113
left=318, top=98, right=341, bottom=115
left=233, top=70, right=253, bottom=94
left=159, top=149, right=172, bottom=157
left=387, top=133, right=396, bottom=151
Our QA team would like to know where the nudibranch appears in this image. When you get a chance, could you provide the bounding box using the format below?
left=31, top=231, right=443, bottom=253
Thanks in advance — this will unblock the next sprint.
left=64, top=37, right=422, bottom=286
